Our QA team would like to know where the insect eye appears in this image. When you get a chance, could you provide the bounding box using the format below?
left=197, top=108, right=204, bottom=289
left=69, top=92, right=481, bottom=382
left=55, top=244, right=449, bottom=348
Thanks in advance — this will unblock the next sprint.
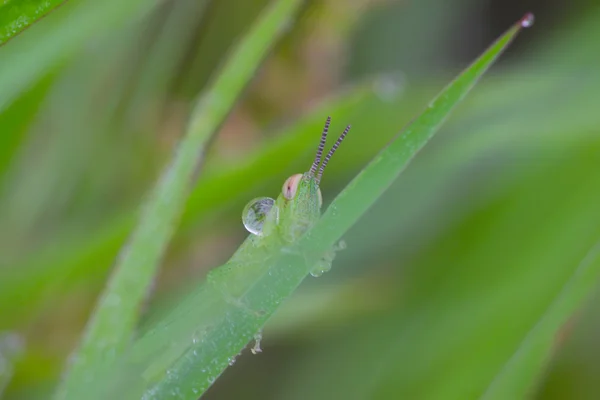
left=317, top=188, right=323, bottom=208
left=282, top=174, right=303, bottom=200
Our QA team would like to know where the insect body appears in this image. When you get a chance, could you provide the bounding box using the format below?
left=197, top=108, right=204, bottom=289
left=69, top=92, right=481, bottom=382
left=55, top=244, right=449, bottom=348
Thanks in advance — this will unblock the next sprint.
left=137, top=119, right=350, bottom=387
left=208, top=117, right=350, bottom=298
left=243, top=116, right=350, bottom=241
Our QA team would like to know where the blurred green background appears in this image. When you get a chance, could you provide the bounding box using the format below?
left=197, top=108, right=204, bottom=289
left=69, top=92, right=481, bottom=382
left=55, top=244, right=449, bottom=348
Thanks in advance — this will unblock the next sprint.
left=1, top=0, right=600, bottom=399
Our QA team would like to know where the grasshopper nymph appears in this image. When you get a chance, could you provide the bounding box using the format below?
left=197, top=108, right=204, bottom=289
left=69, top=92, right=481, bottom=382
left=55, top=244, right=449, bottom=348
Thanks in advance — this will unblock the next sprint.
left=209, top=117, right=350, bottom=297
left=242, top=116, right=350, bottom=242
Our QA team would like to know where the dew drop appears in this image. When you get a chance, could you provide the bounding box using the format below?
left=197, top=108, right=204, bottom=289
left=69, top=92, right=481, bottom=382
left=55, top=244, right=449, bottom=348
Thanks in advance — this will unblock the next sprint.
left=309, top=269, right=324, bottom=277
left=228, top=356, right=237, bottom=366
left=520, top=12, right=535, bottom=28
left=310, top=259, right=332, bottom=278
left=242, top=197, right=277, bottom=236
left=251, top=330, right=263, bottom=355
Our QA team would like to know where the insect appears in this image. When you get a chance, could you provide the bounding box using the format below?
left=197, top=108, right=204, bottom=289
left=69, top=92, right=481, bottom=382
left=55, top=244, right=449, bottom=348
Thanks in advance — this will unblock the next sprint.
left=242, top=116, right=350, bottom=241
left=138, top=119, right=351, bottom=384
left=208, top=117, right=350, bottom=298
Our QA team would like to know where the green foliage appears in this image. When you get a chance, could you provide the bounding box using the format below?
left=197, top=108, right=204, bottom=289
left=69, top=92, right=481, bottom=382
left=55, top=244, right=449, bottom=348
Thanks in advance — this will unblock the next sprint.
left=53, top=0, right=304, bottom=398
left=2, top=1, right=600, bottom=400
left=0, top=0, right=161, bottom=112
left=0, top=0, right=66, bottom=45
left=61, top=16, right=526, bottom=400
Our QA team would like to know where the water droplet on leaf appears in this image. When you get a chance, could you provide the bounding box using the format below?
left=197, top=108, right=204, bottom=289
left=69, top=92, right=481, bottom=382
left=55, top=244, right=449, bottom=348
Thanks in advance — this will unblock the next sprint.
left=251, top=330, right=263, bottom=354
left=520, top=12, right=535, bottom=28
left=242, top=197, right=276, bottom=236
left=310, top=259, right=332, bottom=277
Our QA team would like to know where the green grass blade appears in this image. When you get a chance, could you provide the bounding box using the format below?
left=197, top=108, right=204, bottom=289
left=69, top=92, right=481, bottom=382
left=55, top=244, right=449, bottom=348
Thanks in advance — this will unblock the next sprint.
left=274, top=142, right=600, bottom=400
left=53, top=0, right=304, bottom=398
left=0, top=72, right=56, bottom=182
left=0, top=0, right=66, bottom=46
left=304, top=16, right=531, bottom=255
left=93, top=14, right=531, bottom=400
left=0, top=332, right=24, bottom=396
left=123, top=0, right=209, bottom=125
left=480, top=240, right=600, bottom=400
left=0, top=79, right=379, bottom=328
left=0, top=0, right=161, bottom=114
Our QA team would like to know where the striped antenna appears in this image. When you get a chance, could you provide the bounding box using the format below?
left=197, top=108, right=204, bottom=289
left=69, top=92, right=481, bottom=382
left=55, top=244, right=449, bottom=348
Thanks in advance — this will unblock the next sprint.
left=316, top=124, right=351, bottom=183
left=309, top=116, right=331, bottom=176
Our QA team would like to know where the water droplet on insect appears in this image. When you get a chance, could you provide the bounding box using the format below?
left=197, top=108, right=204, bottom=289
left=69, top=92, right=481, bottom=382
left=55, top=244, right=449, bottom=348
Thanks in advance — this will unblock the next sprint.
left=242, top=197, right=277, bottom=236
left=228, top=356, right=237, bottom=366
left=520, top=12, right=535, bottom=28
left=251, top=330, right=263, bottom=355
left=192, top=388, right=199, bottom=394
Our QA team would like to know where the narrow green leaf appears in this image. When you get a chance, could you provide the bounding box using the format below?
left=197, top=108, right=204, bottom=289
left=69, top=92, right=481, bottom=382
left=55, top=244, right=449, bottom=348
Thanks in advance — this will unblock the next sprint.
left=0, top=332, right=24, bottom=396
left=123, top=0, right=210, bottom=125
left=53, top=0, right=304, bottom=398
left=94, top=14, right=531, bottom=400
left=0, top=0, right=161, bottom=113
left=0, top=0, right=66, bottom=46
left=0, top=79, right=379, bottom=327
left=0, top=72, right=56, bottom=181
left=305, top=16, right=531, bottom=255
left=480, top=240, right=600, bottom=400
left=276, top=143, right=600, bottom=400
